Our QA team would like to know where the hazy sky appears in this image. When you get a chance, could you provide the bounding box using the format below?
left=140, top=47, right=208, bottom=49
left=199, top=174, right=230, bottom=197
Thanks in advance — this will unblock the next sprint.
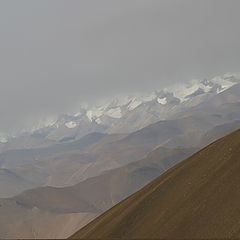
left=0, top=0, right=240, bottom=134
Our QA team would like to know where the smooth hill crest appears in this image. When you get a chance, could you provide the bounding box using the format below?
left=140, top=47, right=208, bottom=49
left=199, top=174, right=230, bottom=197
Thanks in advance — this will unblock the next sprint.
left=70, top=128, right=240, bottom=239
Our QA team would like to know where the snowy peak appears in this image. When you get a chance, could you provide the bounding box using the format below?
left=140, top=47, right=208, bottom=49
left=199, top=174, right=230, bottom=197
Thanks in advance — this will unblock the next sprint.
left=168, top=73, right=240, bottom=102
left=1, top=72, right=240, bottom=142
left=63, top=72, right=240, bottom=126
left=60, top=72, right=240, bottom=129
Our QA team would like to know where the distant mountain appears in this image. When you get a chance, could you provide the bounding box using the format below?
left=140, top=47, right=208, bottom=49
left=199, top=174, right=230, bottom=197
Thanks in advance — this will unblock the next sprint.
left=71, top=128, right=240, bottom=239
left=2, top=99, right=240, bottom=198
left=197, top=120, right=240, bottom=148
left=0, top=132, right=107, bottom=197
left=0, top=116, right=200, bottom=198
left=0, top=168, right=33, bottom=198
left=0, top=73, right=240, bottom=237
left=1, top=72, right=239, bottom=144
left=37, top=73, right=240, bottom=140
left=0, top=198, right=97, bottom=239
left=1, top=111, right=240, bottom=238
left=0, top=145, right=195, bottom=238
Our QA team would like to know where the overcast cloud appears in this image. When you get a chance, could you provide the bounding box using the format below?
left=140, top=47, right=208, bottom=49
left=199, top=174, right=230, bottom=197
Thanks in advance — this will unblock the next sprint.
left=0, top=0, right=240, bottom=134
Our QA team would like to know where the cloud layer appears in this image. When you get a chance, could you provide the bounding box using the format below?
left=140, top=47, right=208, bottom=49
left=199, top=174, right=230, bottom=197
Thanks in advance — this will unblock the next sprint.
left=0, top=0, right=240, bottom=134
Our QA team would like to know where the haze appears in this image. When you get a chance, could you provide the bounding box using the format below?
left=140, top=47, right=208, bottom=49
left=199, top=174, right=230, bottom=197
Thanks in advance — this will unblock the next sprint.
left=0, top=0, right=240, bottom=135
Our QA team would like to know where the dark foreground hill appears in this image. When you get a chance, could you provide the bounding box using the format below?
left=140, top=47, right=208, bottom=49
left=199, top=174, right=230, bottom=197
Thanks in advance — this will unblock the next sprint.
left=71, top=128, right=240, bottom=239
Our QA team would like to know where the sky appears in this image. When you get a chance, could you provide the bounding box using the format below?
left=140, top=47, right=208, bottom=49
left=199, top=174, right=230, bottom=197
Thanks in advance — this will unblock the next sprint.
left=0, top=0, right=240, bottom=135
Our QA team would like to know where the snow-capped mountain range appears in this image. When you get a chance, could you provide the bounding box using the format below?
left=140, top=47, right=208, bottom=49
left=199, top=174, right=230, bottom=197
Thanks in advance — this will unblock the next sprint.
left=58, top=73, right=240, bottom=124
left=1, top=72, right=240, bottom=144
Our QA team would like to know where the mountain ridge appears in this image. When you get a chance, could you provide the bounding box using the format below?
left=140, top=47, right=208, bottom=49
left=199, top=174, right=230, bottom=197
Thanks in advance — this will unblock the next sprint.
left=0, top=145, right=195, bottom=238
left=1, top=72, right=239, bottom=143
left=70, top=128, right=240, bottom=239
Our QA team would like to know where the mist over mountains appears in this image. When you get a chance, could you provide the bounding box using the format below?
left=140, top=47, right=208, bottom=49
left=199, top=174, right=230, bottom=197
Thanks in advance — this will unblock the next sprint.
left=1, top=72, right=239, bottom=144
left=1, top=0, right=240, bottom=137
left=1, top=71, right=240, bottom=238
left=1, top=1, right=240, bottom=238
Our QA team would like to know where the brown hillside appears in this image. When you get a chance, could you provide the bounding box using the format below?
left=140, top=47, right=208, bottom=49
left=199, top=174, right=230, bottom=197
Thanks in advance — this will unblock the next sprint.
left=0, top=146, right=194, bottom=239
left=71, top=128, right=240, bottom=239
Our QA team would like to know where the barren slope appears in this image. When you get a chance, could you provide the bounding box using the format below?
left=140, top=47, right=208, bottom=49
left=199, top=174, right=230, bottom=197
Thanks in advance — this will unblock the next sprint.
left=71, top=128, right=240, bottom=239
left=0, top=146, right=195, bottom=238
left=0, top=169, right=33, bottom=198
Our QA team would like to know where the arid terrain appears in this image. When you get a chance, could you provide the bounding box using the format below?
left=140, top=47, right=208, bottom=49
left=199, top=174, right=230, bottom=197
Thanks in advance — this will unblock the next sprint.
left=71, top=128, right=240, bottom=239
